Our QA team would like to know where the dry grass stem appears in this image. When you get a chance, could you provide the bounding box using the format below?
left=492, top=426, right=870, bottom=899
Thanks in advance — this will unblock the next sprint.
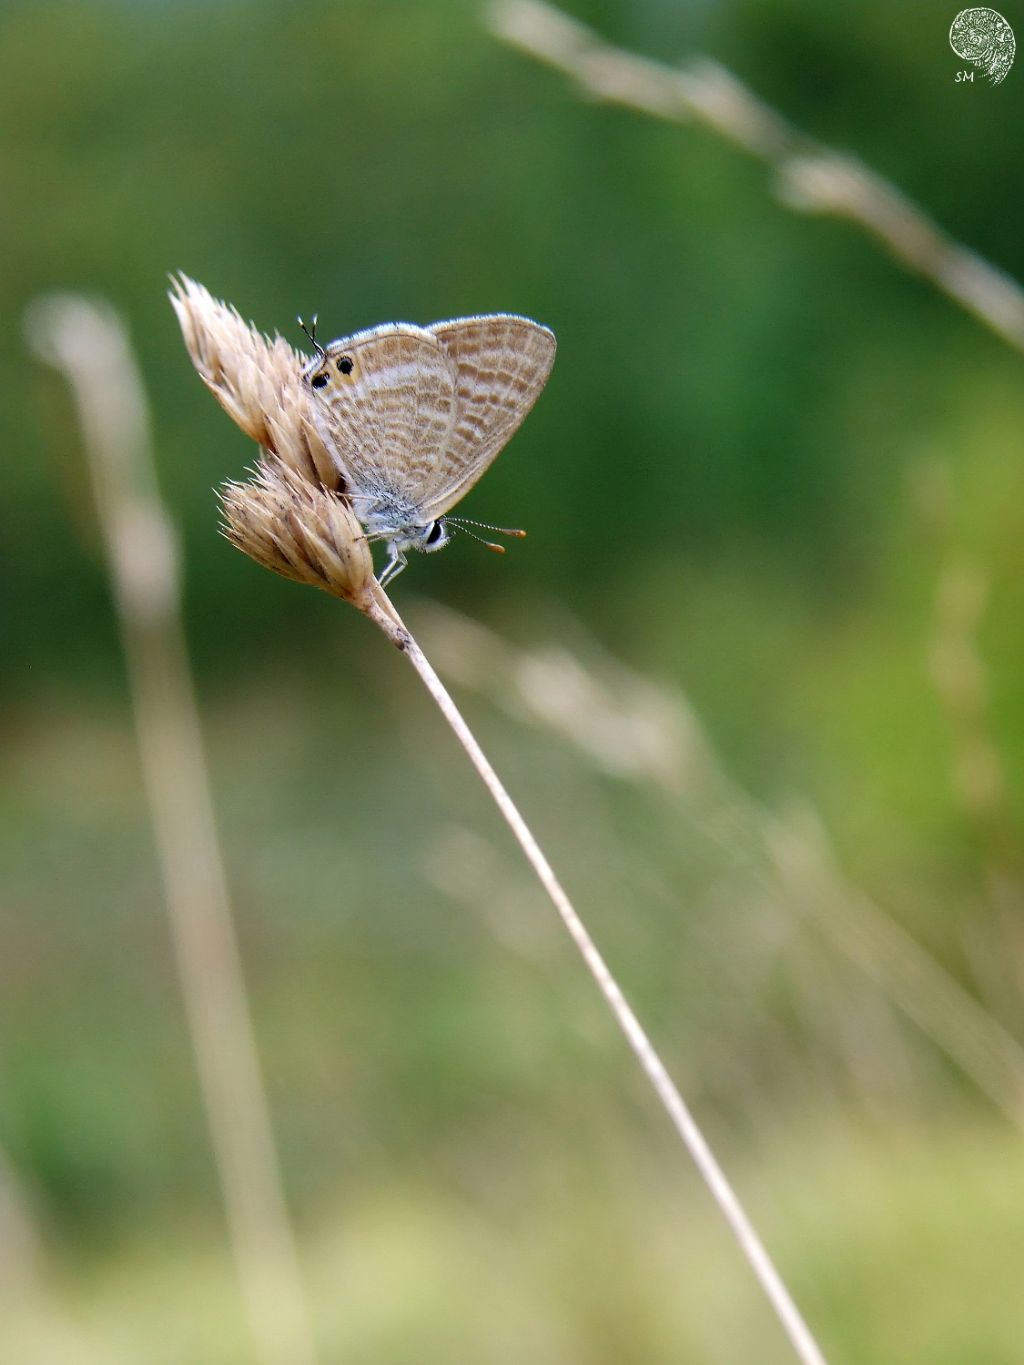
left=174, top=277, right=832, bottom=1365
left=489, top=0, right=1024, bottom=354
left=390, top=629, right=833, bottom=1365
left=26, top=293, right=320, bottom=1365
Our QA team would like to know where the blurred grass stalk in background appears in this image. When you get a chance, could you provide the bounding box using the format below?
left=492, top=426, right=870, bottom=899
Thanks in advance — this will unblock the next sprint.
left=919, top=459, right=1024, bottom=1031
left=23, top=295, right=319, bottom=1365
left=0, top=1144, right=43, bottom=1305
left=416, top=601, right=1024, bottom=1127
left=491, top=0, right=1024, bottom=354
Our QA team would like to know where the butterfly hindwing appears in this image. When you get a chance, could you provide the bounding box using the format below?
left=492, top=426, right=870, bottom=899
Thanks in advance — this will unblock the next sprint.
left=420, top=314, right=556, bottom=519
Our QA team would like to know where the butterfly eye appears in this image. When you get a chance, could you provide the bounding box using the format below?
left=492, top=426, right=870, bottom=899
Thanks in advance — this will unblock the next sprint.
left=337, top=356, right=354, bottom=375
left=310, top=372, right=329, bottom=389
left=426, top=519, right=445, bottom=545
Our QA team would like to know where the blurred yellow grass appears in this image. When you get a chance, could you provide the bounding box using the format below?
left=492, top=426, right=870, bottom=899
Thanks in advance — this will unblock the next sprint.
left=2, top=1115, right=1022, bottom=1364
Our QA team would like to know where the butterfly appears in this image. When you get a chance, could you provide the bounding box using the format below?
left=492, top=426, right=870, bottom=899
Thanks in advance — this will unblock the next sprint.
left=301, top=314, right=556, bottom=587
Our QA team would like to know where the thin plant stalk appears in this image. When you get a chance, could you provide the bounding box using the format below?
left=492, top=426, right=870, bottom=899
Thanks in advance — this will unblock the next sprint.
left=365, top=603, right=831, bottom=1365
left=25, top=295, right=319, bottom=1365
left=175, top=273, right=831, bottom=1365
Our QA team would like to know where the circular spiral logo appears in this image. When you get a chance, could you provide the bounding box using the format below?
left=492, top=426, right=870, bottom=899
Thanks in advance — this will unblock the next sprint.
left=949, top=8, right=1015, bottom=84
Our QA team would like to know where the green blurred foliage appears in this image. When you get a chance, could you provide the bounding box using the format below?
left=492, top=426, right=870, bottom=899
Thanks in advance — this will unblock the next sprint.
left=4, top=0, right=1024, bottom=1360
left=4, top=0, right=1021, bottom=673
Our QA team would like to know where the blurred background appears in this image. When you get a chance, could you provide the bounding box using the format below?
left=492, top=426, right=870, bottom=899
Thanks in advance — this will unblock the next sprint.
left=4, top=0, right=1024, bottom=1360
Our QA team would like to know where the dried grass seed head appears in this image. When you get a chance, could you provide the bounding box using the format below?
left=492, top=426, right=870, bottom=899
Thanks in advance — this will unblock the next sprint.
left=171, top=274, right=374, bottom=604
left=169, top=273, right=336, bottom=489
left=219, top=458, right=374, bottom=602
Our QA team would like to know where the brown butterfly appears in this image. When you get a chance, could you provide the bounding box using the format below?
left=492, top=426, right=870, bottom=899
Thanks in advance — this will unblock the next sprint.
left=302, top=314, right=556, bottom=587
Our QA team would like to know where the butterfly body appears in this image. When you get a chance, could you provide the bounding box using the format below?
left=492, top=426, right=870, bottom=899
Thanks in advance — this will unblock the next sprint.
left=303, top=314, right=555, bottom=587
left=357, top=482, right=451, bottom=580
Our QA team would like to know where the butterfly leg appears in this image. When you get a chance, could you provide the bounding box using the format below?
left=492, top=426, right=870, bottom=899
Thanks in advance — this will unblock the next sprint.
left=377, top=544, right=408, bottom=589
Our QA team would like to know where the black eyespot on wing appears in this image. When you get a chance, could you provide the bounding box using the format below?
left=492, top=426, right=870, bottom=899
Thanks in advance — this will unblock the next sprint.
left=426, top=519, right=444, bottom=545
left=310, top=372, right=329, bottom=389
left=337, top=356, right=354, bottom=375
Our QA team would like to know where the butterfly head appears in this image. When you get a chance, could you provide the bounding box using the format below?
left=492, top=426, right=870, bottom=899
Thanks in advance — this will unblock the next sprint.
left=304, top=348, right=359, bottom=391
left=367, top=515, right=450, bottom=589
left=370, top=515, right=518, bottom=589
left=385, top=516, right=522, bottom=560
left=298, top=317, right=360, bottom=391
left=421, top=518, right=450, bottom=554
left=357, top=496, right=450, bottom=558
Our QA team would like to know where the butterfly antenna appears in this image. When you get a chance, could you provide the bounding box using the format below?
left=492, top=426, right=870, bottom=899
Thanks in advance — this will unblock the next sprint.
left=298, top=313, right=327, bottom=363
left=448, top=518, right=527, bottom=555
left=449, top=524, right=506, bottom=555
left=449, top=516, right=527, bottom=540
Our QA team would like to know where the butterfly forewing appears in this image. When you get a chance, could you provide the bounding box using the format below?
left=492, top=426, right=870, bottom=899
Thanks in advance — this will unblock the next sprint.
left=311, top=324, right=458, bottom=506
left=420, top=315, right=556, bottom=518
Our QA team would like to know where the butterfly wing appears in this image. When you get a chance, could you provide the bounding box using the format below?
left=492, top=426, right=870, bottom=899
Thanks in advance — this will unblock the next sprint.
left=307, top=323, right=458, bottom=509
left=418, top=314, right=556, bottom=519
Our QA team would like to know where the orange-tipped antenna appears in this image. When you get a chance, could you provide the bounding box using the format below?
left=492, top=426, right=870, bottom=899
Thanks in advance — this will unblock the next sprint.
left=450, top=524, right=505, bottom=553
left=448, top=517, right=529, bottom=554
left=449, top=516, right=527, bottom=539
